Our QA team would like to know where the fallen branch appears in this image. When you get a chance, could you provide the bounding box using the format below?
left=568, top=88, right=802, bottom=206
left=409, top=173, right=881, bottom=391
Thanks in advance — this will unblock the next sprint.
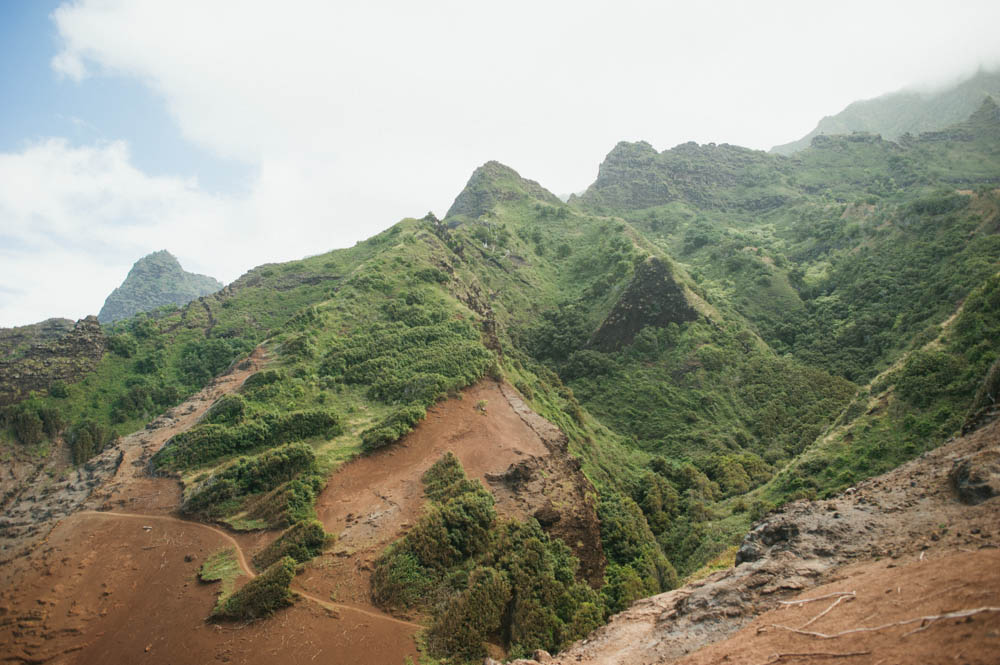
left=780, top=591, right=856, bottom=606
left=800, top=593, right=856, bottom=629
left=771, top=606, right=1000, bottom=639
left=759, top=651, right=871, bottom=664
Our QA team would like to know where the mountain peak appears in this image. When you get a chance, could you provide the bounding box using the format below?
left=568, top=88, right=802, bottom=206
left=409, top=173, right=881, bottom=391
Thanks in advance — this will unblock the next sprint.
left=445, top=161, right=561, bottom=219
left=97, top=250, right=223, bottom=323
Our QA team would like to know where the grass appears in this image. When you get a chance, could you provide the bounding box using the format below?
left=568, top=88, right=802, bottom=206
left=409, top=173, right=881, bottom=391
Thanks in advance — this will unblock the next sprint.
left=198, top=547, right=244, bottom=611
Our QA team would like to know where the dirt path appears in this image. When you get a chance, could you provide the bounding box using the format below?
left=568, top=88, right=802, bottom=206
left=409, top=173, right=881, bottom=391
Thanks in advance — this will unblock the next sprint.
left=74, top=510, right=422, bottom=630
left=0, top=349, right=268, bottom=567
left=1, top=510, right=420, bottom=665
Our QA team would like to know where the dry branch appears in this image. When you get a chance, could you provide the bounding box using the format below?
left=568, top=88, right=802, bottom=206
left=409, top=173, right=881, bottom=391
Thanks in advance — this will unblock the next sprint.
left=770, top=606, right=1000, bottom=639
left=760, top=651, right=871, bottom=664
left=779, top=591, right=856, bottom=606
left=799, top=593, right=856, bottom=629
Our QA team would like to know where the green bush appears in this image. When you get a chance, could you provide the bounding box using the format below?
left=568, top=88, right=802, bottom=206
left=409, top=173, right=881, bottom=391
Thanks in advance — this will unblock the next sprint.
left=240, top=477, right=320, bottom=528
left=211, top=556, right=297, bottom=620
left=67, top=419, right=115, bottom=464
left=427, top=567, right=511, bottom=660
left=203, top=394, right=247, bottom=425
left=374, top=454, right=601, bottom=660
left=360, top=405, right=426, bottom=452
left=48, top=381, right=69, bottom=399
left=153, top=410, right=340, bottom=470
left=182, top=443, right=316, bottom=516
left=253, top=519, right=332, bottom=569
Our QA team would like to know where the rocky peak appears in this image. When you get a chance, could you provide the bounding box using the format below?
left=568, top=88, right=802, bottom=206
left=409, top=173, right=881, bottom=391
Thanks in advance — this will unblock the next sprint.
left=98, top=250, right=223, bottom=323
left=445, top=161, right=562, bottom=220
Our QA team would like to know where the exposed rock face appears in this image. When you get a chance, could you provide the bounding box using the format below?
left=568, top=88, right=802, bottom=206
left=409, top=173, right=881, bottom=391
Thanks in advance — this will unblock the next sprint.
left=445, top=161, right=562, bottom=219
left=576, top=140, right=784, bottom=213
left=491, top=383, right=606, bottom=587
left=0, top=316, right=106, bottom=406
left=98, top=250, right=222, bottom=323
left=590, top=257, right=698, bottom=350
left=950, top=447, right=1000, bottom=504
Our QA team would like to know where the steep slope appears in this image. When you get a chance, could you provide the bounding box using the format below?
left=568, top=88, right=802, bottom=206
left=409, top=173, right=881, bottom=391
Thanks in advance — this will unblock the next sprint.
left=772, top=67, right=1000, bottom=154
left=520, top=414, right=1000, bottom=665
left=98, top=249, right=223, bottom=323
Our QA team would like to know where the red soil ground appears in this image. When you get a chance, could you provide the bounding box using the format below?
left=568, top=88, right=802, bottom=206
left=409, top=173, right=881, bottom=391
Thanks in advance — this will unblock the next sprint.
left=2, top=373, right=584, bottom=664
left=297, top=380, right=552, bottom=611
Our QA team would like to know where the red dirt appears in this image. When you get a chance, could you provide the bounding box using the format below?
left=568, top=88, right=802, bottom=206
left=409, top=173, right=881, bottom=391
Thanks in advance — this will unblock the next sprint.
left=0, top=349, right=425, bottom=664
left=297, top=380, right=554, bottom=610
left=677, top=549, right=1000, bottom=665
left=0, top=511, right=419, bottom=665
left=1, top=371, right=602, bottom=663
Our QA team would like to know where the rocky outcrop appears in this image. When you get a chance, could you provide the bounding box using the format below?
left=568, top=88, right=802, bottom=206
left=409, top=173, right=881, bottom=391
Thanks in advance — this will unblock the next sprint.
left=446, top=161, right=562, bottom=220
left=950, top=447, right=1000, bottom=504
left=492, top=383, right=606, bottom=586
left=590, top=257, right=699, bottom=350
left=0, top=316, right=106, bottom=406
left=98, top=250, right=222, bottom=323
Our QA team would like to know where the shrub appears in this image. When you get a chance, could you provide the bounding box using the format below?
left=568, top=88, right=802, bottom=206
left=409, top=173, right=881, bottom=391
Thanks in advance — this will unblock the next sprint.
left=240, top=477, right=319, bottom=528
left=203, top=394, right=247, bottom=425
left=253, top=519, right=332, bottom=569
left=106, top=333, right=138, bottom=358
left=10, top=408, right=43, bottom=446
left=374, top=455, right=600, bottom=660
left=211, top=556, right=296, bottom=620
left=427, top=567, right=510, bottom=660
left=154, top=410, right=340, bottom=470
left=182, top=443, right=316, bottom=516
left=360, top=405, right=426, bottom=452
left=242, top=369, right=285, bottom=391
left=67, top=419, right=114, bottom=464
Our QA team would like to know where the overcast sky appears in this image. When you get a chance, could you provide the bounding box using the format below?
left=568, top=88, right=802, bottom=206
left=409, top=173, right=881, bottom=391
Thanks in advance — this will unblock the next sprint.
left=2, top=0, right=1000, bottom=327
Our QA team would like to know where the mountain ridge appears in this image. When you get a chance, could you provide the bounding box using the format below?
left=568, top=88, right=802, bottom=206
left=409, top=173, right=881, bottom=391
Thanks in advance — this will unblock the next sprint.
left=772, top=67, right=1000, bottom=154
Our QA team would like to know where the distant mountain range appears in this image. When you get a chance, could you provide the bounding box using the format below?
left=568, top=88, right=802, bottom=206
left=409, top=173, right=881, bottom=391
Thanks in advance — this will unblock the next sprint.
left=98, top=250, right=223, bottom=323
left=772, top=68, right=1000, bottom=154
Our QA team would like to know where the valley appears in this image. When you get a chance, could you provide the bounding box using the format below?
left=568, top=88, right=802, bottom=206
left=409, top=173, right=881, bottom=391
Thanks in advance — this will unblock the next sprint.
left=1, top=92, right=999, bottom=664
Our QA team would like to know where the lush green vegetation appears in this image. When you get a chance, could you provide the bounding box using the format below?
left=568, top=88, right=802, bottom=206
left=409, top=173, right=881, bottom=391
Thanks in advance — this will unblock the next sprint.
left=252, top=519, right=333, bottom=569
left=373, top=454, right=604, bottom=661
left=211, top=556, right=297, bottom=620
left=2, top=96, right=997, bottom=654
left=198, top=547, right=244, bottom=612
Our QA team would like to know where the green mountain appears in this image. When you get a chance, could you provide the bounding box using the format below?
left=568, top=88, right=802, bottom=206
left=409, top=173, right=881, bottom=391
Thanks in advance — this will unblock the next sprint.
left=2, top=100, right=999, bottom=661
left=772, top=68, right=1000, bottom=155
left=97, top=250, right=223, bottom=323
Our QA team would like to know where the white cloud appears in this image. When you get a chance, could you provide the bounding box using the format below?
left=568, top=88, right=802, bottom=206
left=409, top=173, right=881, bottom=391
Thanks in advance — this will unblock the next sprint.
left=0, top=139, right=357, bottom=326
left=4, top=0, right=999, bottom=326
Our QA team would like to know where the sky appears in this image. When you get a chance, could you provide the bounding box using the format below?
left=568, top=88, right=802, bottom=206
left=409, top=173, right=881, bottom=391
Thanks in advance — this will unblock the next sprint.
left=2, top=1, right=1000, bottom=327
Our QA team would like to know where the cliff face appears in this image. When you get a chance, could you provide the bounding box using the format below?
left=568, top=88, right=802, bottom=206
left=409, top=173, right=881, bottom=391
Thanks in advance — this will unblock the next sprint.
left=98, top=250, right=222, bottom=323
left=590, top=257, right=699, bottom=350
left=0, top=316, right=106, bottom=406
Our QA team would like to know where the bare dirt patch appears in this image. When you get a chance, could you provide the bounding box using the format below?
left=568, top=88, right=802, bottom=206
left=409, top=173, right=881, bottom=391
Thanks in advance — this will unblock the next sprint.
left=0, top=511, right=419, bottom=665
left=297, top=379, right=604, bottom=613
